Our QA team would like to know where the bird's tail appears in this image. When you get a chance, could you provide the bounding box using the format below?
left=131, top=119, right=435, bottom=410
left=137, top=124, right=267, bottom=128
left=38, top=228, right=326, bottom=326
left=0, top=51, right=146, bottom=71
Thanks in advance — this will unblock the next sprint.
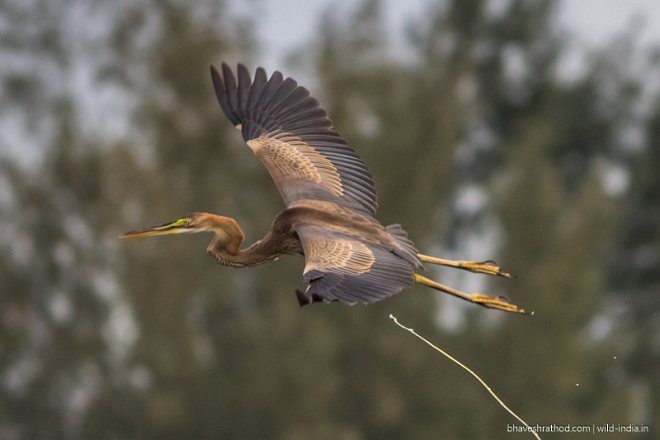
left=386, top=224, right=420, bottom=267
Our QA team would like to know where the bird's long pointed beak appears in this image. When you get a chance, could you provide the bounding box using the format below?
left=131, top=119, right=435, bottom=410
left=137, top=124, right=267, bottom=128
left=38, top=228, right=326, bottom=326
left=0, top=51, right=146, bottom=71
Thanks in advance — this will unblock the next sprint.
left=119, top=218, right=191, bottom=239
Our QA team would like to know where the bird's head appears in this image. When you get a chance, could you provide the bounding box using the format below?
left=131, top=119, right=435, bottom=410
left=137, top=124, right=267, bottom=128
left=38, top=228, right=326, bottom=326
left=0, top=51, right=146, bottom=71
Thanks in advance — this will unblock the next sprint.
left=120, top=212, right=244, bottom=245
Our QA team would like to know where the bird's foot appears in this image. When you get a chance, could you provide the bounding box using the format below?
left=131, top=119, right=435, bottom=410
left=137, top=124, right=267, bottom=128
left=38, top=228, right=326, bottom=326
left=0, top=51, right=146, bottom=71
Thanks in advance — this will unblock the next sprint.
left=295, top=288, right=325, bottom=307
left=463, top=293, right=528, bottom=314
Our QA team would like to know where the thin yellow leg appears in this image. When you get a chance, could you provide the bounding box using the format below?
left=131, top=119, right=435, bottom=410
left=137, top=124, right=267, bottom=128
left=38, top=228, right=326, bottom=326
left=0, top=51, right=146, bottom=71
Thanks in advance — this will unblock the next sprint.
left=417, top=254, right=511, bottom=278
left=414, top=273, right=529, bottom=315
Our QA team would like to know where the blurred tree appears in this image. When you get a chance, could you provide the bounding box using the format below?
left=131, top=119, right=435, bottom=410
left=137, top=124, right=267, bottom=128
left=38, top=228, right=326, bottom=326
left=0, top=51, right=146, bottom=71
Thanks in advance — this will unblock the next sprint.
left=0, top=118, right=112, bottom=438
left=1, top=0, right=657, bottom=438
left=608, top=95, right=660, bottom=433
left=0, top=0, right=253, bottom=437
left=0, top=1, right=123, bottom=436
left=485, top=120, right=623, bottom=433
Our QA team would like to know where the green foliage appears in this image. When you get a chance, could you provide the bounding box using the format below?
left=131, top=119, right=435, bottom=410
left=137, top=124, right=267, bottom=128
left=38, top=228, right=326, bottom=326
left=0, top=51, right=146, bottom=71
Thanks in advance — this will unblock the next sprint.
left=0, top=0, right=657, bottom=438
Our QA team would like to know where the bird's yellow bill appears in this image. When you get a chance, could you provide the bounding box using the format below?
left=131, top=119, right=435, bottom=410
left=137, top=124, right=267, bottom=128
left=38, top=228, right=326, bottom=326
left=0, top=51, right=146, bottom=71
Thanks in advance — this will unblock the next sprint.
left=119, top=218, right=191, bottom=239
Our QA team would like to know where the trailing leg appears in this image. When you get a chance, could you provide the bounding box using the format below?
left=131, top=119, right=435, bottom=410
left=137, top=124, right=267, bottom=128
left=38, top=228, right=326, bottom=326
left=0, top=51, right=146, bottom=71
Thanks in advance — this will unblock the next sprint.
left=417, top=253, right=511, bottom=278
left=414, top=273, right=528, bottom=315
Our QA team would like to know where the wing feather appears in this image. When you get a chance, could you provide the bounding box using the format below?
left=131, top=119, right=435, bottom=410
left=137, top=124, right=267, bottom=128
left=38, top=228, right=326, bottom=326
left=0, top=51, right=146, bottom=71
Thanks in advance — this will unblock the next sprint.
left=246, top=68, right=268, bottom=122
left=265, top=78, right=298, bottom=113
left=211, top=63, right=378, bottom=215
left=220, top=63, right=240, bottom=123
left=270, top=82, right=308, bottom=115
left=236, top=64, right=252, bottom=115
left=258, top=71, right=284, bottom=110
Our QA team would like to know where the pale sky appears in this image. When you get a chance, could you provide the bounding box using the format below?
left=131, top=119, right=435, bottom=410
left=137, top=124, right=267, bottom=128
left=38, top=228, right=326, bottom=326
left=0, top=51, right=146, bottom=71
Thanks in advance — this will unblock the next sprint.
left=237, top=0, right=660, bottom=72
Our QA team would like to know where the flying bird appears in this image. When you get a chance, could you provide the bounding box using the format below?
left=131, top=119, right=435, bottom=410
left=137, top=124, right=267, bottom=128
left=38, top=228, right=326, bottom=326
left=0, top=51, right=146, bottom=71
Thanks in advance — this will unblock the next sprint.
left=120, top=63, right=526, bottom=314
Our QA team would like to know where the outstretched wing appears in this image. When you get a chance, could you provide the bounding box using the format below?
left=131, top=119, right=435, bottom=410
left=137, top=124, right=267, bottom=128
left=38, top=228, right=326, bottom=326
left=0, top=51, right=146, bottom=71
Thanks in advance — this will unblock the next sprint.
left=295, top=225, right=415, bottom=305
left=211, top=63, right=378, bottom=216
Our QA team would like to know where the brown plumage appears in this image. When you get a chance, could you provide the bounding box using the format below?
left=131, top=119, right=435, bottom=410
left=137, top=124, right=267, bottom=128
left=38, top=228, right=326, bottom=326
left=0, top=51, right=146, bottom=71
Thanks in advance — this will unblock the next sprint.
left=120, top=63, right=527, bottom=314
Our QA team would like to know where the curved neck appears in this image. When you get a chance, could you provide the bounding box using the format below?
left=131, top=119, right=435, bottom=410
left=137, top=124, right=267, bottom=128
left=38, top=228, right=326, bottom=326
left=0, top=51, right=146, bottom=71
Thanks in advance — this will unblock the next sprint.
left=207, top=231, right=284, bottom=268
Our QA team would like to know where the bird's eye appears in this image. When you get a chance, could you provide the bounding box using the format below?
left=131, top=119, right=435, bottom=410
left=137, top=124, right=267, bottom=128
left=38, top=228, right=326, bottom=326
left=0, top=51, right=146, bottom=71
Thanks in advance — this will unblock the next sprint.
left=174, top=218, right=191, bottom=227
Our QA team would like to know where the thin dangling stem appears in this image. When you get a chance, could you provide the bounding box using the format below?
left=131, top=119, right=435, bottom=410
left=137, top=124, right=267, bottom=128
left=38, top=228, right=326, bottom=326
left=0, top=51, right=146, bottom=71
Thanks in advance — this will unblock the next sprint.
left=389, top=314, right=541, bottom=440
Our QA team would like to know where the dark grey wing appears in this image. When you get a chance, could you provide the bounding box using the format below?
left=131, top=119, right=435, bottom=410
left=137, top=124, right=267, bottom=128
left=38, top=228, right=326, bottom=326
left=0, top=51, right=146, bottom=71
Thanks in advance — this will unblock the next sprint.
left=211, top=63, right=378, bottom=216
left=295, top=225, right=416, bottom=305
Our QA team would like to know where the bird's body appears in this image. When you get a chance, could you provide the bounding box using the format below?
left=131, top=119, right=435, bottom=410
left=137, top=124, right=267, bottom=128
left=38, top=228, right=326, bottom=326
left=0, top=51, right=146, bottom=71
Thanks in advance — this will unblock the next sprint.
left=121, top=63, right=526, bottom=313
left=188, top=198, right=419, bottom=305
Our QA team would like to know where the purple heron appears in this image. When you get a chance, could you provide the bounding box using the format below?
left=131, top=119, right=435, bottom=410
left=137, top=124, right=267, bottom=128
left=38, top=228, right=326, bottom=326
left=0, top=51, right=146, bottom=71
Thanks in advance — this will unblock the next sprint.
left=121, top=63, right=526, bottom=314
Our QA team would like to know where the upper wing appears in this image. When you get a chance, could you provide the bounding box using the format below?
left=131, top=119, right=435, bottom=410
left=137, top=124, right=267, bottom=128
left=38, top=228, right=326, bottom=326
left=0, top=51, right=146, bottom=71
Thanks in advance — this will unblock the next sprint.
left=295, top=225, right=416, bottom=305
left=211, top=63, right=378, bottom=216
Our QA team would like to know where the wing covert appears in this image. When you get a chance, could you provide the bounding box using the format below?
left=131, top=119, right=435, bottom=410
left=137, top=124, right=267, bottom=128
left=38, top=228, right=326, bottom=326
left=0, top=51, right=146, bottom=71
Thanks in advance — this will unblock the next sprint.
left=296, top=225, right=415, bottom=305
left=211, top=63, right=378, bottom=215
